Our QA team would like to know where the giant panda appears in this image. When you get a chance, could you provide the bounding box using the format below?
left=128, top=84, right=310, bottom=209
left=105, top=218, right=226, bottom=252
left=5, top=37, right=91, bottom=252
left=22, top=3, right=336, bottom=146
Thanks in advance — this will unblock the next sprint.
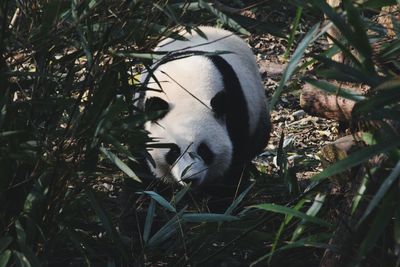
left=140, top=26, right=270, bottom=187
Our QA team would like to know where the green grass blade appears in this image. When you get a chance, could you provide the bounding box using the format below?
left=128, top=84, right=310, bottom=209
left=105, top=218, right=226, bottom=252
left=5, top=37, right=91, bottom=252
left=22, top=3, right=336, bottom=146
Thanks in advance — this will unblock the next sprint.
left=269, top=199, right=307, bottom=264
left=314, top=55, right=381, bottom=86
left=13, top=251, right=31, bottom=267
left=170, top=184, right=190, bottom=206
left=251, top=203, right=331, bottom=227
left=358, top=160, right=400, bottom=226
left=353, top=78, right=400, bottom=115
left=0, top=250, right=11, bottom=267
left=85, top=187, right=129, bottom=261
left=0, top=237, right=12, bottom=253
left=284, top=6, right=303, bottom=59
left=143, top=199, right=156, bottom=244
left=100, top=147, right=141, bottom=183
left=291, top=193, right=326, bottom=241
left=250, top=233, right=333, bottom=267
left=309, top=138, right=400, bottom=185
left=224, top=183, right=254, bottom=216
left=198, top=0, right=250, bottom=35
left=141, top=191, right=176, bottom=213
left=343, top=0, right=375, bottom=72
left=147, top=209, right=186, bottom=247
left=304, top=78, right=366, bottom=102
left=356, top=189, right=397, bottom=263
left=182, top=213, right=238, bottom=223
left=269, top=23, right=320, bottom=111
left=227, top=13, right=287, bottom=38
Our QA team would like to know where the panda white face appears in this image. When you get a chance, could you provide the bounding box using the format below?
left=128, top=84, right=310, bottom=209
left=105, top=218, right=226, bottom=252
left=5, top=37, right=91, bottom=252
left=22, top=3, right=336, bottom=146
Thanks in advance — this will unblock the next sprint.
left=142, top=55, right=234, bottom=185
left=144, top=96, right=233, bottom=185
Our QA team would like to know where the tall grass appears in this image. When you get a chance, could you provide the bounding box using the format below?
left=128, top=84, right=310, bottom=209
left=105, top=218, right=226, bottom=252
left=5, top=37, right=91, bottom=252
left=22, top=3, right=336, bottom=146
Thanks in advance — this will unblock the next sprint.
left=1, top=0, right=399, bottom=266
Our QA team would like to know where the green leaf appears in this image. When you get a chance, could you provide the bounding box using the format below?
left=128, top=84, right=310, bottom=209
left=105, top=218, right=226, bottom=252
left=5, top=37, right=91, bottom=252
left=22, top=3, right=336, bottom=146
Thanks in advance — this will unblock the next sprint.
left=314, top=55, right=380, bottom=86
left=143, top=199, right=156, bottom=243
left=379, top=39, right=400, bottom=60
left=15, top=221, right=26, bottom=244
left=224, top=183, right=254, bottom=216
left=362, top=0, right=397, bottom=9
left=198, top=0, right=250, bottom=35
left=358, top=160, right=400, bottom=225
left=353, top=78, right=400, bottom=115
left=312, top=0, right=375, bottom=73
left=356, top=189, right=397, bottom=262
left=170, top=184, right=190, bottom=206
left=269, top=23, right=320, bottom=111
left=0, top=237, right=12, bottom=253
left=85, top=187, right=129, bottom=261
left=182, top=213, right=238, bottom=223
left=147, top=209, right=186, bottom=247
left=100, top=147, right=141, bottom=183
left=251, top=203, right=331, bottom=227
left=13, top=251, right=31, bottom=267
left=0, top=250, right=11, bottom=267
left=351, top=171, right=370, bottom=214
left=109, top=50, right=165, bottom=61
left=250, top=233, right=333, bottom=267
left=227, top=13, right=287, bottom=38
left=0, top=131, right=24, bottom=138
left=304, top=78, right=366, bottom=102
left=309, top=137, right=400, bottom=184
left=343, top=0, right=375, bottom=72
left=284, top=6, right=303, bottom=59
left=269, top=199, right=307, bottom=264
left=141, top=191, right=176, bottom=213
left=292, top=193, right=326, bottom=241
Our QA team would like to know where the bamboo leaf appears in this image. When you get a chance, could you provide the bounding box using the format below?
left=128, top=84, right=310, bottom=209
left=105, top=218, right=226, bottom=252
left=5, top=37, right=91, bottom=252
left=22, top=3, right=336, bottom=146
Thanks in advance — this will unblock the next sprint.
left=309, top=138, right=400, bottom=184
left=358, top=160, right=400, bottom=225
left=13, top=251, right=31, bottom=267
left=304, top=78, right=366, bottom=102
left=182, top=213, right=238, bottom=223
left=85, top=187, right=129, bottom=261
left=100, top=147, right=141, bottom=183
left=143, top=199, right=156, bottom=243
left=284, top=6, right=303, bottom=59
left=357, top=189, right=397, bottom=262
left=251, top=203, right=331, bottom=227
left=0, top=237, right=12, bottom=253
left=270, top=23, right=320, bottom=111
left=147, top=209, right=186, bottom=247
left=0, top=250, right=11, bottom=267
left=224, top=183, right=254, bottom=216
left=141, top=191, right=176, bottom=213
left=198, top=0, right=250, bottom=35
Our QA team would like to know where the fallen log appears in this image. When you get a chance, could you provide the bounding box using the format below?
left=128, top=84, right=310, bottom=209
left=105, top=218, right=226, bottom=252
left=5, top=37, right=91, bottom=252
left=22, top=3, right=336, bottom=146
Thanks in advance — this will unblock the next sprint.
left=300, top=83, right=368, bottom=121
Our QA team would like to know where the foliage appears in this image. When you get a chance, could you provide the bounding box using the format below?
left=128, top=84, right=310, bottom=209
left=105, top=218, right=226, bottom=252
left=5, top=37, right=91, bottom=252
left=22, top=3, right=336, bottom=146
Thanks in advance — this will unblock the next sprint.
left=1, top=0, right=399, bottom=266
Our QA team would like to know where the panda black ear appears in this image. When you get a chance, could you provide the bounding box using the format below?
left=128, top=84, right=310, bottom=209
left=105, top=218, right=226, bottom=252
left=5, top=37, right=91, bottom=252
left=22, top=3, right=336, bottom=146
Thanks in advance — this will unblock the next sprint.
left=210, top=91, right=227, bottom=118
left=145, top=97, right=170, bottom=121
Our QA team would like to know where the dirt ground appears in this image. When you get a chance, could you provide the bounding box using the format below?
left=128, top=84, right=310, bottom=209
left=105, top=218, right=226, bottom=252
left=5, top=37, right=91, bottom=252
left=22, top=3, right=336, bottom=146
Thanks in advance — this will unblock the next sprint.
left=249, top=30, right=339, bottom=181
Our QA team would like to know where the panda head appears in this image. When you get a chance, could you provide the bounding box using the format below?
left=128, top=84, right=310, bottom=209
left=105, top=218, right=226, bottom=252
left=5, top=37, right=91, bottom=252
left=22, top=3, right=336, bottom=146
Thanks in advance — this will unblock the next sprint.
left=142, top=56, right=233, bottom=186
left=144, top=95, right=232, bottom=186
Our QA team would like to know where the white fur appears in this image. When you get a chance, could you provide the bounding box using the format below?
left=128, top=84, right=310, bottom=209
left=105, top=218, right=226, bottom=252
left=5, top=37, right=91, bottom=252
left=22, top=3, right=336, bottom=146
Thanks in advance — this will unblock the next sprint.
left=143, top=26, right=268, bottom=185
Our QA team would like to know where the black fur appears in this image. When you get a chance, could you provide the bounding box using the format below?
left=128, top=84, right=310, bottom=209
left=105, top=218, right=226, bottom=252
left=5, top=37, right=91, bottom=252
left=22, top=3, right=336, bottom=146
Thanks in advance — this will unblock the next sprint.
left=165, top=143, right=181, bottom=165
left=210, top=91, right=227, bottom=118
left=207, top=55, right=250, bottom=175
left=144, top=97, right=169, bottom=121
left=197, top=142, right=214, bottom=165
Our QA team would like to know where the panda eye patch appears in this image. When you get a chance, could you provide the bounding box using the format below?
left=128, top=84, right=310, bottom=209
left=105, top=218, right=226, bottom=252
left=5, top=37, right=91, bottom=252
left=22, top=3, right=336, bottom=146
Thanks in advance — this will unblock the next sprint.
left=197, top=142, right=214, bottom=165
left=210, top=91, right=227, bottom=118
left=165, top=144, right=181, bottom=165
left=145, top=97, right=170, bottom=121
